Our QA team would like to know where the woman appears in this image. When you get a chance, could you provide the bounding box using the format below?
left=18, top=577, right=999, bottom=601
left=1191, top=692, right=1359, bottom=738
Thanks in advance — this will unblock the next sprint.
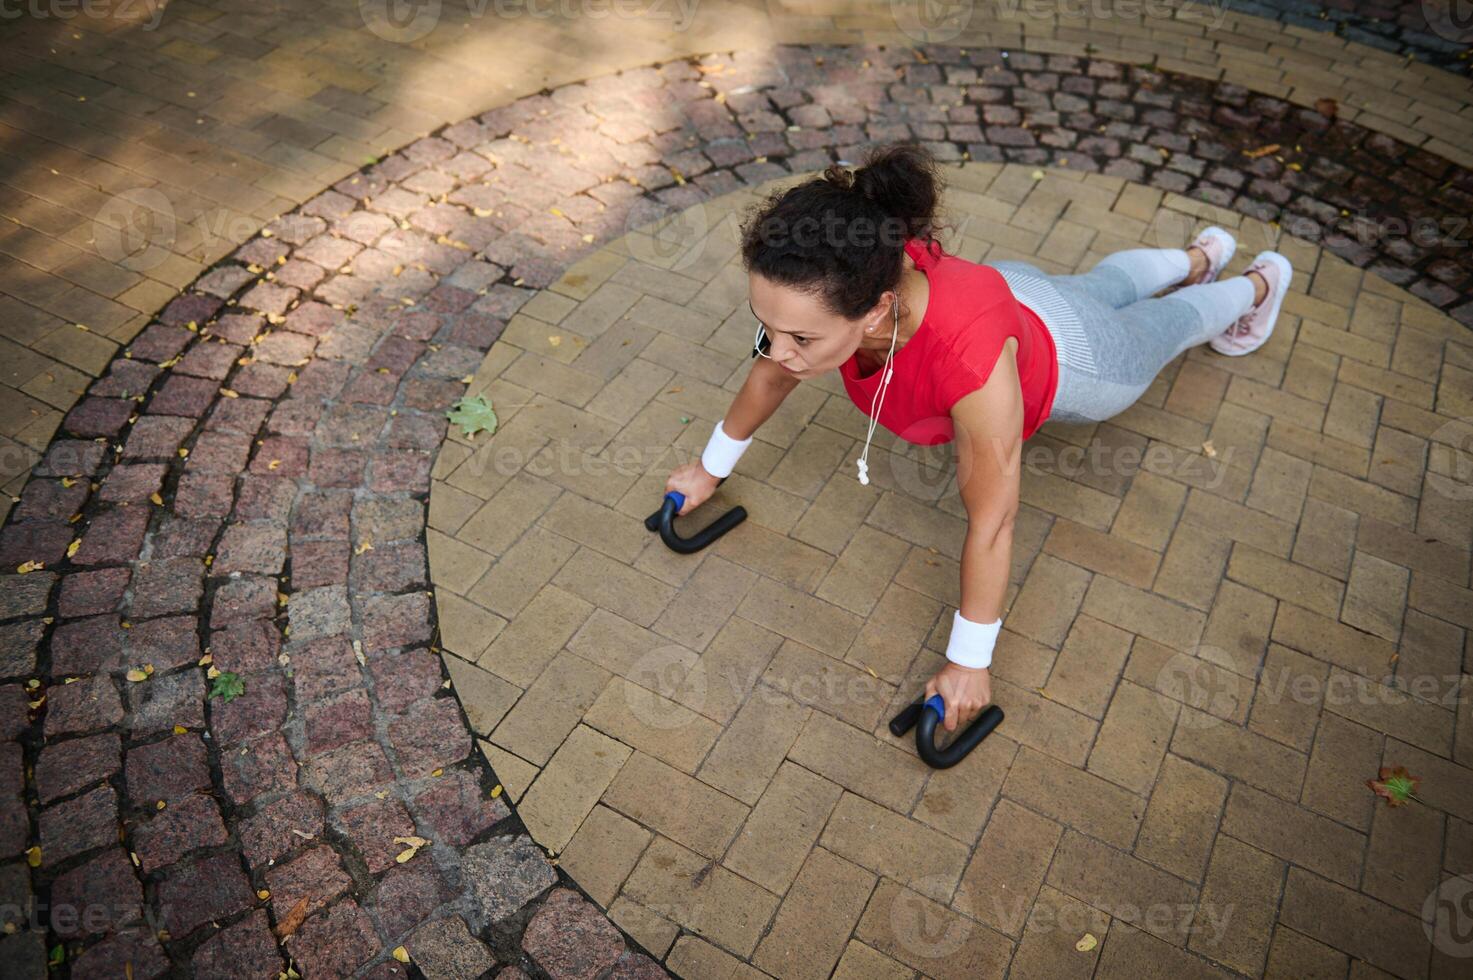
left=664, top=142, right=1292, bottom=738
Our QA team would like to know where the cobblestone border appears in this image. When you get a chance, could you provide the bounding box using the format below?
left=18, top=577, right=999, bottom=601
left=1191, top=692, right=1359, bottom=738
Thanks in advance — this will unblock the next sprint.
left=0, top=41, right=1469, bottom=978
left=1221, top=0, right=1472, bottom=76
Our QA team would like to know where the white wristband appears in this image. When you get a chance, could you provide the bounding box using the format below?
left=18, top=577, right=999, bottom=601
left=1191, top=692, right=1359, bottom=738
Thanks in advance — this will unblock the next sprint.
left=945, top=611, right=1001, bottom=669
left=700, top=420, right=752, bottom=479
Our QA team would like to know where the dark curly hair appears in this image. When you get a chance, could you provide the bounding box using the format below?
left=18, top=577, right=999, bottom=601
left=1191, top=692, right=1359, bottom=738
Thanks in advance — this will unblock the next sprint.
left=738, top=142, right=947, bottom=320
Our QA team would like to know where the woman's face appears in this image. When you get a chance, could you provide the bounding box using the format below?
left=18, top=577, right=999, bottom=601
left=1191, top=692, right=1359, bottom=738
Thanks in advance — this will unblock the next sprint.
left=748, top=274, right=888, bottom=379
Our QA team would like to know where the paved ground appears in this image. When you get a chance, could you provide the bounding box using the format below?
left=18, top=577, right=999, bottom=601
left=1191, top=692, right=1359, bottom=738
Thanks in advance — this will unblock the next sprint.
left=1, top=1, right=1471, bottom=979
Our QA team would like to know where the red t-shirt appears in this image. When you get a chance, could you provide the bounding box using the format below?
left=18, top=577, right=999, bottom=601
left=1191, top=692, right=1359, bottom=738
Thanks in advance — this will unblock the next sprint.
left=840, top=237, right=1059, bottom=445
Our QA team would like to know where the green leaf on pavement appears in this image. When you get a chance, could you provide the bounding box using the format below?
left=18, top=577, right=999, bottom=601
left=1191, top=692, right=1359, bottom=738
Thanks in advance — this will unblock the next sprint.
left=209, top=671, right=246, bottom=703
left=447, top=395, right=498, bottom=439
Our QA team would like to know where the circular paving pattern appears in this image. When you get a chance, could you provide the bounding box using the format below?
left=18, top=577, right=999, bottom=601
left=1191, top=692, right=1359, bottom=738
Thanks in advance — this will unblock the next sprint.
left=437, top=164, right=1473, bottom=977
left=0, top=38, right=1469, bottom=979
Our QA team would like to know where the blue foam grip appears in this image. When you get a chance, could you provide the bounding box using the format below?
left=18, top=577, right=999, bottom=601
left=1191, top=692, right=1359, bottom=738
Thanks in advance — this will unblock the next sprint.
left=666, top=490, right=686, bottom=512
left=923, top=693, right=946, bottom=721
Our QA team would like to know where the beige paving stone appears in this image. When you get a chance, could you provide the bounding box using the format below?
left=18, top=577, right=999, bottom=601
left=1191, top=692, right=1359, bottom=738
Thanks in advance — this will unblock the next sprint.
left=516, top=724, right=630, bottom=853
left=489, top=651, right=610, bottom=767
left=854, top=878, right=1014, bottom=980
left=444, top=654, right=521, bottom=737
left=477, top=585, right=594, bottom=687
left=1226, top=542, right=1344, bottom=620
left=1006, top=883, right=1108, bottom=980
left=435, top=590, right=508, bottom=664
left=1170, top=706, right=1308, bottom=803
left=1340, top=551, right=1410, bottom=642
left=1246, top=643, right=1327, bottom=752
left=1270, top=602, right=1394, bottom=678
left=1362, top=790, right=1444, bottom=916
left=1153, top=523, right=1232, bottom=612
left=736, top=576, right=864, bottom=659
left=818, top=792, right=971, bottom=904
left=1321, top=666, right=1454, bottom=757
left=558, top=804, right=651, bottom=907
left=910, top=731, right=1016, bottom=846
left=788, top=711, right=930, bottom=814
left=1082, top=574, right=1207, bottom=652
left=954, top=798, right=1062, bottom=938
left=604, top=752, right=748, bottom=860
left=1042, top=519, right=1159, bottom=589
left=1095, top=922, right=1241, bottom=980
left=652, top=555, right=756, bottom=652
left=466, top=525, right=579, bottom=620
left=624, top=837, right=780, bottom=959
left=830, top=941, right=914, bottom=980
left=1135, top=754, right=1229, bottom=884
left=1198, top=579, right=1276, bottom=678
left=697, top=688, right=809, bottom=806
left=581, top=675, right=722, bottom=775
left=816, top=525, right=913, bottom=617
left=1001, top=746, right=1145, bottom=849
left=1087, top=679, right=1177, bottom=796
left=672, top=614, right=785, bottom=725
left=1279, top=868, right=1431, bottom=979
left=723, top=760, right=843, bottom=897
left=478, top=740, right=538, bottom=804
left=845, top=582, right=943, bottom=683
left=1263, top=927, right=1350, bottom=980
left=551, top=546, right=676, bottom=628
left=761, top=638, right=896, bottom=732
left=753, top=847, right=877, bottom=980
left=1043, top=616, right=1134, bottom=719
left=1046, top=829, right=1199, bottom=947
left=1005, top=553, right=1092, bottom=649
left=1111, top=471, right=1188, bottom=551
left=609, top=896, right=679, bottom=961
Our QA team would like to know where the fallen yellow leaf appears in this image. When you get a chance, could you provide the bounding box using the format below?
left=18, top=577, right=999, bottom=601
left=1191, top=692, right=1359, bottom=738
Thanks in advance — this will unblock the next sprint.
left=26, top=847, right=40, bottom=868
left=392, top=947, right=410, bottom=964
left=66, top=540, right=81, bottom=558
left=16, top=561, right=43, bottom=574
left=1075, top=932, right=1098, bottom=952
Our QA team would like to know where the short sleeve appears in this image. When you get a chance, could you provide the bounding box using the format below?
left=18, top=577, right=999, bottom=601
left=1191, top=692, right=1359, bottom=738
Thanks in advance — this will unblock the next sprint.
left=932, top=295, right=1028, bottom=412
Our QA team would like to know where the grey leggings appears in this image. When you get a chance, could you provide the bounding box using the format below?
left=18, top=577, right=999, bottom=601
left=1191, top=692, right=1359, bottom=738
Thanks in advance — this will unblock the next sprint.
left=988, top=250, right=1257, bottom=424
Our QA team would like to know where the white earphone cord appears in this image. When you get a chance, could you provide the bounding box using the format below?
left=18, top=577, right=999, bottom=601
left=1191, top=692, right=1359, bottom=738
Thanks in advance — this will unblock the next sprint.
left=856, top=298, right=900, bottom=485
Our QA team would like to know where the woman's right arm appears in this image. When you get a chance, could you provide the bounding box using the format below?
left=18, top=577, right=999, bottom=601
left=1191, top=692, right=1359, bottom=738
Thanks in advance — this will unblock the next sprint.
left=721, top=355, right=801, bottom=439
left=665, top=357, right=800, bottom=514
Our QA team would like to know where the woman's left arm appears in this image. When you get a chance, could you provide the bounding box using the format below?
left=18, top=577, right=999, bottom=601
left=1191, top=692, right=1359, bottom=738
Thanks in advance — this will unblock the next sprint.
left=923, top=340, right=1025, bottom=732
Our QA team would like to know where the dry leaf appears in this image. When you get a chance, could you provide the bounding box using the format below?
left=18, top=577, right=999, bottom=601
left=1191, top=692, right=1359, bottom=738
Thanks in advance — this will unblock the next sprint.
left=1243, top=143, right=1280, bottom=159
left=274, top=897, right=309, bottom=939
left=16, top=561, right=44, bottom=574
left=26, top=847, right=41, bottom=868
left=392, top=947, right=411, bottom=964
left=1075, top=932, right=1098, bottom=952
left=1201, top=440, right=1217, bottom=458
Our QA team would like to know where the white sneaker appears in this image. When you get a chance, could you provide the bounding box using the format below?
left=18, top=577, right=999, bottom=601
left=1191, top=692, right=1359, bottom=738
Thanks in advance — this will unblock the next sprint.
left=1209, top=251, right=1292, bottom=357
